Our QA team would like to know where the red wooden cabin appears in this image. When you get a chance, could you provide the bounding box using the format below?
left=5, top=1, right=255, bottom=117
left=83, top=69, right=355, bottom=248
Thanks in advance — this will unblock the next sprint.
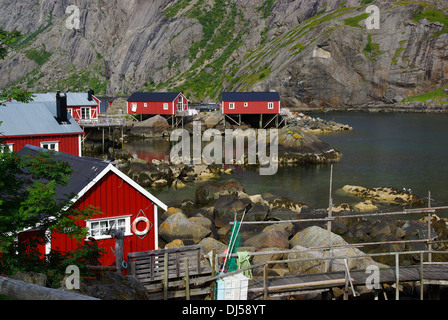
left=0, top=92, right=84, bottom=156
left=32, top=90, right=100, bottom=122
left=17, top=145, right=168, bottom=269
left=127, top=92, right=188, bottom=115
left=220, top=92, right=280, bottom=115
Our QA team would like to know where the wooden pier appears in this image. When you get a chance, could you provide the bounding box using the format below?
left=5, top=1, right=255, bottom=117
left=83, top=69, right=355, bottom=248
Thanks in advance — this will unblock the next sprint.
left=244, top=252, right=448, bottom=300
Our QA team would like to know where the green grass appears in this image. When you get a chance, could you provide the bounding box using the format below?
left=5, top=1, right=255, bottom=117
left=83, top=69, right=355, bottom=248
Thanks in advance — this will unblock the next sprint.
left=403, top=86, right=448, bottom=103
left=344, top=12, right=370, bottom=27
left=258, top=0, right=275, bottom=19
left=24, top=47, right=51, bottom=65
left=163, top=0, right=194, bottom=18
left=13, top=13, right=53, bottom=49
left=57, top=70, right=108, bottom=94
left=364, top=34, right=383, bottom=61
left=412, top=8, right=448, bottom=37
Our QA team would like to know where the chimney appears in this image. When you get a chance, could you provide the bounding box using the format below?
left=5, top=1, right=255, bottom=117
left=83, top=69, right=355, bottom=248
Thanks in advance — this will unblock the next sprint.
left=56, top=91, right=68, bottom=123
left=88, top=89, right=94, bottom=101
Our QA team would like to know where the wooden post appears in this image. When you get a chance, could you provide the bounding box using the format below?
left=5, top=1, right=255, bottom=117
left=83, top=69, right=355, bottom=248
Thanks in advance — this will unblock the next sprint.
left=210, top=250, right=216, bottom=299
left=326, top=164, right=334, bottom=273
left=238, top=114, right=241, bottom=126
left=259, top=114, right=263, bottom=129
left=428, top=191, right=432, bottom=263
left=107, top=229, right=125, bottom=274
left=164, top=252, right=169, bottom=300
left=129, top=260, right=136, bottom=277
left=102, top=127, right=105, bottom=153
left=420, top=252, right=424, bottom=300
left=395, top=253, right=400, bottom=300
left=184, top=258, right=190, bottom=300
left=263, top=264, right=268, bottom=299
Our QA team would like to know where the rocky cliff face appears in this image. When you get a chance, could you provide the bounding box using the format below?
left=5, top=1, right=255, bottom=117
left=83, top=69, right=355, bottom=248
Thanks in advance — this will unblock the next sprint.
left=0, top=0, right=447, bottom=109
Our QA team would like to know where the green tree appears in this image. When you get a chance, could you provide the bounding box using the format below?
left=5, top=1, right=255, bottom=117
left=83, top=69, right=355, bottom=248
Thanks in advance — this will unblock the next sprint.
left=0, top=149, right=102, bottom=276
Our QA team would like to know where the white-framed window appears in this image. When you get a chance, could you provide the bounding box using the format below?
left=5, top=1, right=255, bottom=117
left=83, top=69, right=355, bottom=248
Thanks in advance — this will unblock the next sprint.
left=86, top=216, right=132, bottom=240
left=67, top=108, right=73, bottom=117
left=268, top=102, right=274, bottom=109
left=244, top=102, right=248, bottom=107
left=229, top=102, right=235, bottom=109
left=41, top=141, right=59, bottom=151
left=144, top=103, right=148, bottom=108
left=131, top=103, right=137, bottom=112
left=163, top=103, right=169, bottom=110
left=81, top=107, right=91, bottom=120
left=178, top=96, right=183, bottom=111
left=0, top=143, right=13, bottom=153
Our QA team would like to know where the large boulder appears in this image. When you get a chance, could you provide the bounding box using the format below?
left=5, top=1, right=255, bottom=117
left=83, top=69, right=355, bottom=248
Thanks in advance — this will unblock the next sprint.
left=130, top=115, right=170, bottom=138
left=78, top=272, right=149, bottom=300
left=195, top=179, right=246, bottom=206
left=213, top=194, right=252, bottom=227
left=244, top=223, right=293, bottom=251
left=158, top=212, right=211, bottom=244
left=274, top=125, right=342, bottom=164
left=288, top=226, right=388, bottom=274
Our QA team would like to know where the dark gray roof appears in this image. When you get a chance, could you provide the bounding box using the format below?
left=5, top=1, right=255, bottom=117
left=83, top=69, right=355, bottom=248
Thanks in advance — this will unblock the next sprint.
left=17, top=145, right=109, bottom=204
left=0, top=101, right=83, bottom=136
left=221, top=92, right=280, bottom=101
left=127, top=92, right=181, bottom=102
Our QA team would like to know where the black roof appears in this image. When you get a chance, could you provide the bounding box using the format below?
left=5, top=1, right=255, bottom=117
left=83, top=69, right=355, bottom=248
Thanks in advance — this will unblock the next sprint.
left=17, top=145, right=109, bottom=204
left=221, top=92, right=280, bottom=102
left=127, top=92, right=182, bottom=102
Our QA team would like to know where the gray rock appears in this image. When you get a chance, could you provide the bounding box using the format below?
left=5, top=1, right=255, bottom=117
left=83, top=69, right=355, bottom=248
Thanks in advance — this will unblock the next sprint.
left=158, top=212, right=211, bottom=244
left=78, top=272, right=149, bottom=300
left=1, top=1, right=446, bottom=111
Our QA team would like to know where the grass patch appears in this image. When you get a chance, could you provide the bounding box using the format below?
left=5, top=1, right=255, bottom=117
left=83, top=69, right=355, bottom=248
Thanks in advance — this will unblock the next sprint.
left=403, top=86, right=448, bottom=103
left=25, top=47, right=51, bottom=65
left=364, top=34, right=383, bottom=61
left=344, top=12, right=370, bottom=27
left=163, top=0, right=194, bottom=18
left=13, top=13, right=53, bottom=49
left=57, top=70, right=108, bottom=94
left=412, top=8, right=448, bottom=37
left=258, top=0, right=275, bottom=19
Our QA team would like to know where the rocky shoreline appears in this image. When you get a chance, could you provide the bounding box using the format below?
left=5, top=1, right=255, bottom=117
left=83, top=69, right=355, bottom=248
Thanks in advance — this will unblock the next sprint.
left=154, top=178, right=448, bottom=299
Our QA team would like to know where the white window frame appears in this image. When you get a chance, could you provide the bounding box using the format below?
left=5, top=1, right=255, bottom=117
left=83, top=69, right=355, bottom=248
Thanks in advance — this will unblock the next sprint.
left=144, top=103, right=148, bottom=108
left=86, top=215, right=133, bottom=240
left=67, top=108, right=73, bottom=117
left=268, top=102, right=274, bottom=109
left=244, top=102, right=248, bottom=107
left=40, top=141, right=59, bottom=151
left=178, top=96, right=183, bottom=111
left=0, top=143, right=13, bottom=153
left=131, top=103, right=137, bottom=112
left=229, top=102, right=235, bottom=109
left=81, top=107, right=91, bottom=120
left=163, top=103, right=169, bottom=110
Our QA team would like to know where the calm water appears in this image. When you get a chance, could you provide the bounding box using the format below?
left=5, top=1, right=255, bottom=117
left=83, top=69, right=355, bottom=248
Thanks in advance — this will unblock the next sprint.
left=123, top=112, right=448, bottom=210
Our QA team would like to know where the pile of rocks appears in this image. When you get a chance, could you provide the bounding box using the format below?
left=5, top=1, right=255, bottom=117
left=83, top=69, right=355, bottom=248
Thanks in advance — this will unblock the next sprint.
left=341, top=185, right=424, bottom=205
left=284, top=111, right=353, bottom=134
left=156, top=179, right=448, bottom=293
left=118, top=159, right=233, bottom=189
